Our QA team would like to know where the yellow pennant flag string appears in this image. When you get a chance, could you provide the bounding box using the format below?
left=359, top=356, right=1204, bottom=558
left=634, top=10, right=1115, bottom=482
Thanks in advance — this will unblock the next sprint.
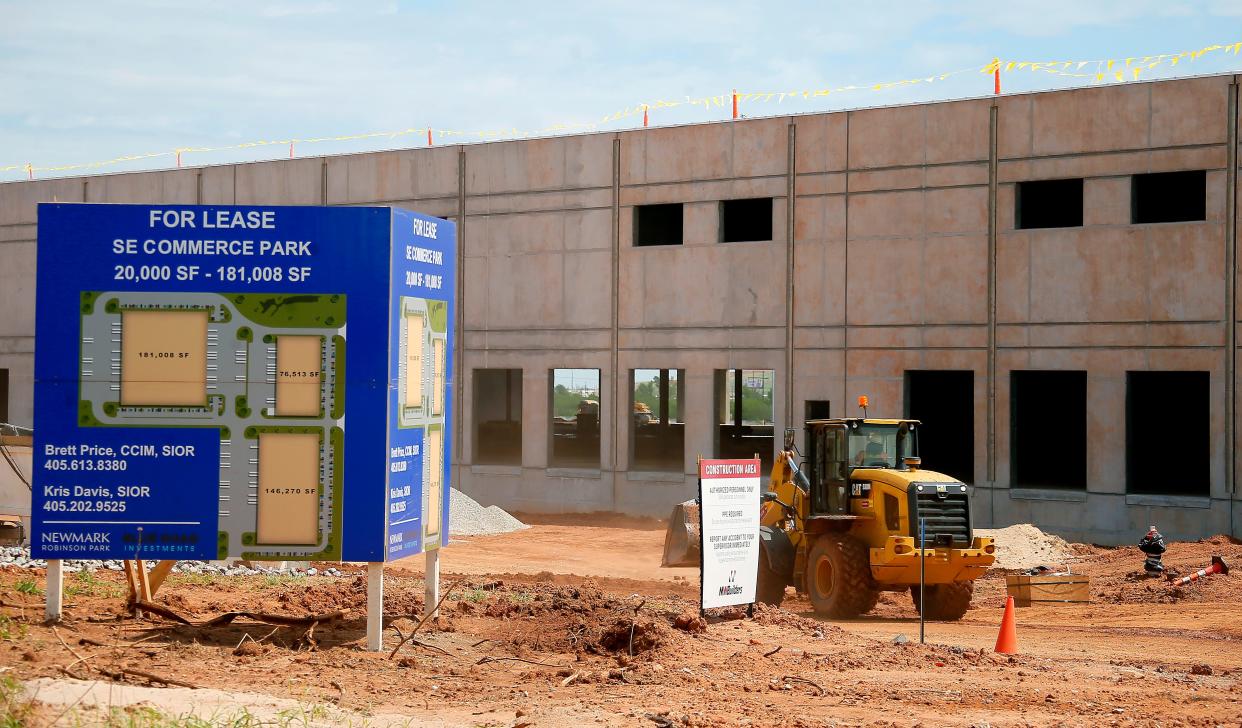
left=994, top=40, right=1242, bottom=85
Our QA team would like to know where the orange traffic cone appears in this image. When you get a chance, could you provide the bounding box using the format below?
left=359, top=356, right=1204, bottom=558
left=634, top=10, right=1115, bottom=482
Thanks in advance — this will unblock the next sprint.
left=994, top=595, right=1018, bottom=654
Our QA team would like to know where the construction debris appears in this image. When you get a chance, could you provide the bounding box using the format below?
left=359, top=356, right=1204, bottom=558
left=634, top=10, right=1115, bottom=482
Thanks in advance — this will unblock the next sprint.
left=130, top=600, right=345, bottom=630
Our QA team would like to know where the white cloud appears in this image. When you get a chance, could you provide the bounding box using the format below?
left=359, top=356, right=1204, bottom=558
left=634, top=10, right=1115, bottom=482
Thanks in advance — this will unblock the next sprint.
left=1207, top=0, right=1242, bottom=15
left=947, top=0, right=1195, bottom=36
left=260, top=1, right=338, bottom=17
left=1, top=0, right=1238, bottom=176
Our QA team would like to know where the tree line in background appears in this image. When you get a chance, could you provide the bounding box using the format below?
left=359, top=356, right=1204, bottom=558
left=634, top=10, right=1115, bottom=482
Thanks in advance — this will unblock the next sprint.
left=553, top=384, right=600, bottom=419
left=553, top=375, right=773, bottom=424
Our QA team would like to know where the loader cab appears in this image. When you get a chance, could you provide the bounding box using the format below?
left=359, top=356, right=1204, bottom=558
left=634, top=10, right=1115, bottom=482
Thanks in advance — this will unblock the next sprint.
left=803, top=419, right=919, bottom=516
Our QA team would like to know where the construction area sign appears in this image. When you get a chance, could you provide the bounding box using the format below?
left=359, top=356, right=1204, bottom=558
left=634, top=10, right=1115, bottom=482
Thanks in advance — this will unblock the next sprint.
left=698, top=458, right=761, bottom=609
left=31, top=203, right=455, bottom=563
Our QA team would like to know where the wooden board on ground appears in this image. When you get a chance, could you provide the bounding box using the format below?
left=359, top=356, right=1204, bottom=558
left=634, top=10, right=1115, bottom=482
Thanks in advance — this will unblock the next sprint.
left=1005, top=573, right=1091, bottom=606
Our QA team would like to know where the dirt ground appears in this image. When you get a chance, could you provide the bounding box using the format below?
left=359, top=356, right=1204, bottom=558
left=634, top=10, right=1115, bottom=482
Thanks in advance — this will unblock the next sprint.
left=1, top=518, right=1240, bottom=727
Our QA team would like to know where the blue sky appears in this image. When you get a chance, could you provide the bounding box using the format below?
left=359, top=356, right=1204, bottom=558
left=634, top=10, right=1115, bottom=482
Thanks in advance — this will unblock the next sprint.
left=3, top=1, right=1242, bottom=180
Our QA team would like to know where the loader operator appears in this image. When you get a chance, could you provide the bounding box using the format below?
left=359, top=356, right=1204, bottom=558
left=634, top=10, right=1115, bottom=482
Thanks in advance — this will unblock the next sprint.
left=854, top=431, right=889, bottom=466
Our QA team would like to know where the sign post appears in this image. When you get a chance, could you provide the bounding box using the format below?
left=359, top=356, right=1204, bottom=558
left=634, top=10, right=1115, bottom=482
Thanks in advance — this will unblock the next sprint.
left=45, top=559, right=62, bottom=622
left=425, top=549, right=440, bottom=618
left=698, top=458, right=761, bottom=612
left=32, top=204, right=456, bottom=646
left=367, top=561, right=384, bottom=651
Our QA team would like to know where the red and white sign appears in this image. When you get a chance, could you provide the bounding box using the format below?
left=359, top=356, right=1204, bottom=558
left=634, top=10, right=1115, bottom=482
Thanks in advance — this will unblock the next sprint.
left=699, top=458, right=761, bottom=609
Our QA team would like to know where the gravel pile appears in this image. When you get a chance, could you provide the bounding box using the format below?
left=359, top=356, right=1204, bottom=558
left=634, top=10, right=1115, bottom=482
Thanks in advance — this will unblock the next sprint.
left=450, top=488, right=527, bottom=537
left=975, top=523, right=1074, bottom=571
left=0, top=546, right=340, bottom=577
left=166, top=562, right=344, bottom=577
left=0, top=546, right=51, bottom=571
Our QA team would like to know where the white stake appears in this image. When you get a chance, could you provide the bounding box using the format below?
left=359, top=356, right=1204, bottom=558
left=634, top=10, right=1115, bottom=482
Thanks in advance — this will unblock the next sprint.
left=366, top=562, right=384, bottom=651
left=425, top=549, right=440, bottom=618
left=46, top=559, right=63, bottom=622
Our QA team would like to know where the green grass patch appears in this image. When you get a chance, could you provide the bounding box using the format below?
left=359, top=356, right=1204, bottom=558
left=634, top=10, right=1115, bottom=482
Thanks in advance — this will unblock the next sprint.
left=452, top=588, right=490, bottom=603
left=167, top=572, right=221, bottom=588
left=261, top=573, right=307, bottom=589
left=64, top=570, right=123, bottom=599
left=0, top=615, right=27, bottom=642
left=0, top=673, right=385, bottom=728
left=95, top=701, right=378, bottom=728
left=101, top=704, right=265, bottom=728
left=0, top=674, right=34, bottom=728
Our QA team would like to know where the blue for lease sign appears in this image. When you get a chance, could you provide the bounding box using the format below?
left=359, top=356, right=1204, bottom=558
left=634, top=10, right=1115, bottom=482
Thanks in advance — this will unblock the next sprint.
left=32, top=203, right=455, bottom=563
left=384, top=209, right=456, bottom=560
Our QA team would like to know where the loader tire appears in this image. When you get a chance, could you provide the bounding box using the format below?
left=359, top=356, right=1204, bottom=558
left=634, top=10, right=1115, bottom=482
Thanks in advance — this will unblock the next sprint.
left=806, top=535, right=879, bottom=618
left=755, top=553, right=786, bottom=607
left=910, top=581, right=974, bottom=621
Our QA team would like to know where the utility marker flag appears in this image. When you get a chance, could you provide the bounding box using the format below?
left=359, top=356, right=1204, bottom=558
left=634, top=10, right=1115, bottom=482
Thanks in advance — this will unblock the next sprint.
left=699, top=458, right=762, bottom=610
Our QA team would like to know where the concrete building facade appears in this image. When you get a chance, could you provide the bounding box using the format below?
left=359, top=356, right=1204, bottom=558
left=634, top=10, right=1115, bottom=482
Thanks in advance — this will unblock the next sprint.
left=3, top=74, right=1241, bottom=544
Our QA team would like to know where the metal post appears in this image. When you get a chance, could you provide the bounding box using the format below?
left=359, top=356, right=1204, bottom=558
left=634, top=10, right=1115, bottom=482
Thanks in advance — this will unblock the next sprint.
left=425, top=549, right=440, bottom=618
left=608, top=137, right=618, bottom=499
left=455, top=148, right=466, bottom=471
left=609, top=137, right=621, bottom=504
left=45, top=559, right=63, bottom=623
left=366, top=562, right=384, bottom=652
left=1227, top=80, right=1239, bottom=537
left=986, top=103, right=999, bottom=494
left=697, top=459, right=705, bottom=618
left=918, top=518, right=926, bottom=644
left=785, top=121, right=796, bottom=433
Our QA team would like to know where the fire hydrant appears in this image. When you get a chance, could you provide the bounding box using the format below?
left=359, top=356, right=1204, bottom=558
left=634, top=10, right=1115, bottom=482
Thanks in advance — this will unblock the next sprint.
left=1138, top=525, right=1167, bottom=576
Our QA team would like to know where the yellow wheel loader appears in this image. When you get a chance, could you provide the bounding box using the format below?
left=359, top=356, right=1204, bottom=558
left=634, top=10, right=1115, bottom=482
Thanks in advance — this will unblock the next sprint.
left=662, top=417, right=996, bottom=619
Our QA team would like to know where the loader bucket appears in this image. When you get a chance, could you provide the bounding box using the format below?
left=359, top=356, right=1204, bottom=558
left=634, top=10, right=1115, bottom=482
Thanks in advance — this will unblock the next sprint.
left=661, top=500, right=701, bottom=568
